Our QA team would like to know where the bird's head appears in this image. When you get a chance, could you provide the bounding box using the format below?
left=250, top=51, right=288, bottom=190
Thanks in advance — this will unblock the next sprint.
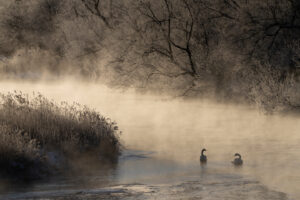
left=234, top=153, right=241, bottom=158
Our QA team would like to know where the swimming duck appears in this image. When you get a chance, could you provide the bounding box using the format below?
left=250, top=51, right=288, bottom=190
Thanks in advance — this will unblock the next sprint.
left=232, top=153, right=243, bottom=166
left=200, top=148, right=207, bottom=163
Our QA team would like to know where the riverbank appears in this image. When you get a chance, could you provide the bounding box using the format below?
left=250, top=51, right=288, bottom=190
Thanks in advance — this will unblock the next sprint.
left=0, top=92, right=121, bottom=180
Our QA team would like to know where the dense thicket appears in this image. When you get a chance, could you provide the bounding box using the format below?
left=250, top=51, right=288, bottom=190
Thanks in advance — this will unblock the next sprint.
left=0, top=0, right=299, bottom=111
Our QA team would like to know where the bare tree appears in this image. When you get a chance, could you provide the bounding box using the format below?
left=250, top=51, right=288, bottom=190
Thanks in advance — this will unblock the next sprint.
left=81, top=0, right=112, bottom=28
left=201, top=0, right=300, bottom=69
left=105, top=0, right=220, bottom=94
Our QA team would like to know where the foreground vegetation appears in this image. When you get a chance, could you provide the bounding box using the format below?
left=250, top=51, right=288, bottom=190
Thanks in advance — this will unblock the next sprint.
left=0, top=92, right=121, bottom=180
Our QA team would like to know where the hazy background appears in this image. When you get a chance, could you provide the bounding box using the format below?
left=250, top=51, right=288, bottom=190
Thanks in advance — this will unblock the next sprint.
left=0, top=0, right=300, bottom=112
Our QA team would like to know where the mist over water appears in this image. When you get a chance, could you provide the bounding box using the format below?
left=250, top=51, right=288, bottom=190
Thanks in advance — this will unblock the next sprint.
left=0, top=80, right=300, bottom=199
left=1, top=0, right=300, bottom=199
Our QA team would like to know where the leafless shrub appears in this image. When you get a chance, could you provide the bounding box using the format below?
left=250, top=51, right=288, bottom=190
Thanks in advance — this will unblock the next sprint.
left=237, top=61, right=299, bottom=113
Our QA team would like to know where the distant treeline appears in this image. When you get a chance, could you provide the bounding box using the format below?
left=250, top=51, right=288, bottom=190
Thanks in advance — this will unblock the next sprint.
left=0, top=0, right=299, bottom=111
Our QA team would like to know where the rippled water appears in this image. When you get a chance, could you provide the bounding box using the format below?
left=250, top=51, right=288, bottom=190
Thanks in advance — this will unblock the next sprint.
left=0, top=81, right=299, bottom=199
left=0, top=150, right=292, bottom=199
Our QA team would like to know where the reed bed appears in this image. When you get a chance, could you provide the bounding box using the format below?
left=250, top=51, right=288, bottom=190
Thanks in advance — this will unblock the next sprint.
left=0, top=91, right=121, bottom=179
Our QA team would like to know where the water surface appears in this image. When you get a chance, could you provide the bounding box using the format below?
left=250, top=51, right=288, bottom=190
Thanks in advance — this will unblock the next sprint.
left=0, top=81, right=299, bottom=199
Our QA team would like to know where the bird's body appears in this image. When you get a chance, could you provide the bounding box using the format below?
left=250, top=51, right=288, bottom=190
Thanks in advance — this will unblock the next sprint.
left=232, top=153, right=243, bottom=166
left=200, top=148, right=207, bottom=163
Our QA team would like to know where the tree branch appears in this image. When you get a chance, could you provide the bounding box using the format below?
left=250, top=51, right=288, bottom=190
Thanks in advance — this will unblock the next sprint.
left=81, top=0, right=112, bottom=28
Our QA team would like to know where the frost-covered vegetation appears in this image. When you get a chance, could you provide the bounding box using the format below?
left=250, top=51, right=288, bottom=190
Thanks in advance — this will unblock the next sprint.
left=0, top=92, right=121, bottom=180
left=0, top=0, right=300, bottom=112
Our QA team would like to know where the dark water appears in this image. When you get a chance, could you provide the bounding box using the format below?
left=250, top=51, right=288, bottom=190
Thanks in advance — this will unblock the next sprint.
left=0, top=150, right=291, bottom=200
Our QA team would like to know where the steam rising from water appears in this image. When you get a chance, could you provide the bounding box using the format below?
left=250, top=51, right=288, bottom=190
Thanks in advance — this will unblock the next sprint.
left=0, top=80, right=300, bottom=198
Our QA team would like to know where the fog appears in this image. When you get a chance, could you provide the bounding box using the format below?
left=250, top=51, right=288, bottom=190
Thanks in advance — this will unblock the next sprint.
left=1, top=80, right=299, bottom=198
left=0, top=0, right=300, bottom=199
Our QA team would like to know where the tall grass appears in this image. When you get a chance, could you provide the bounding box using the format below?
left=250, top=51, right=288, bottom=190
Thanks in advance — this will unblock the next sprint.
left=0, top=92, right=121, bottom=179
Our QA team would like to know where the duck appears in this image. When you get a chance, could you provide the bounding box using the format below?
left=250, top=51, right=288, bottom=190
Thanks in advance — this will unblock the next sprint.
left=232, top=153, right=243, bottom=166
left=200, top=148, right=207, bottom=163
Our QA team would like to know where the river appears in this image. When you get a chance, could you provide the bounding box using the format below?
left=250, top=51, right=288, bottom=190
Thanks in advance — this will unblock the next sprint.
left=0, top=80, right=299, bottom=199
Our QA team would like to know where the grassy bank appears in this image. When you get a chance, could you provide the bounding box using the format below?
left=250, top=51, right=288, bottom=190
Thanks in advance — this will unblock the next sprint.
left=0, top=92, right=121, bottom=180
